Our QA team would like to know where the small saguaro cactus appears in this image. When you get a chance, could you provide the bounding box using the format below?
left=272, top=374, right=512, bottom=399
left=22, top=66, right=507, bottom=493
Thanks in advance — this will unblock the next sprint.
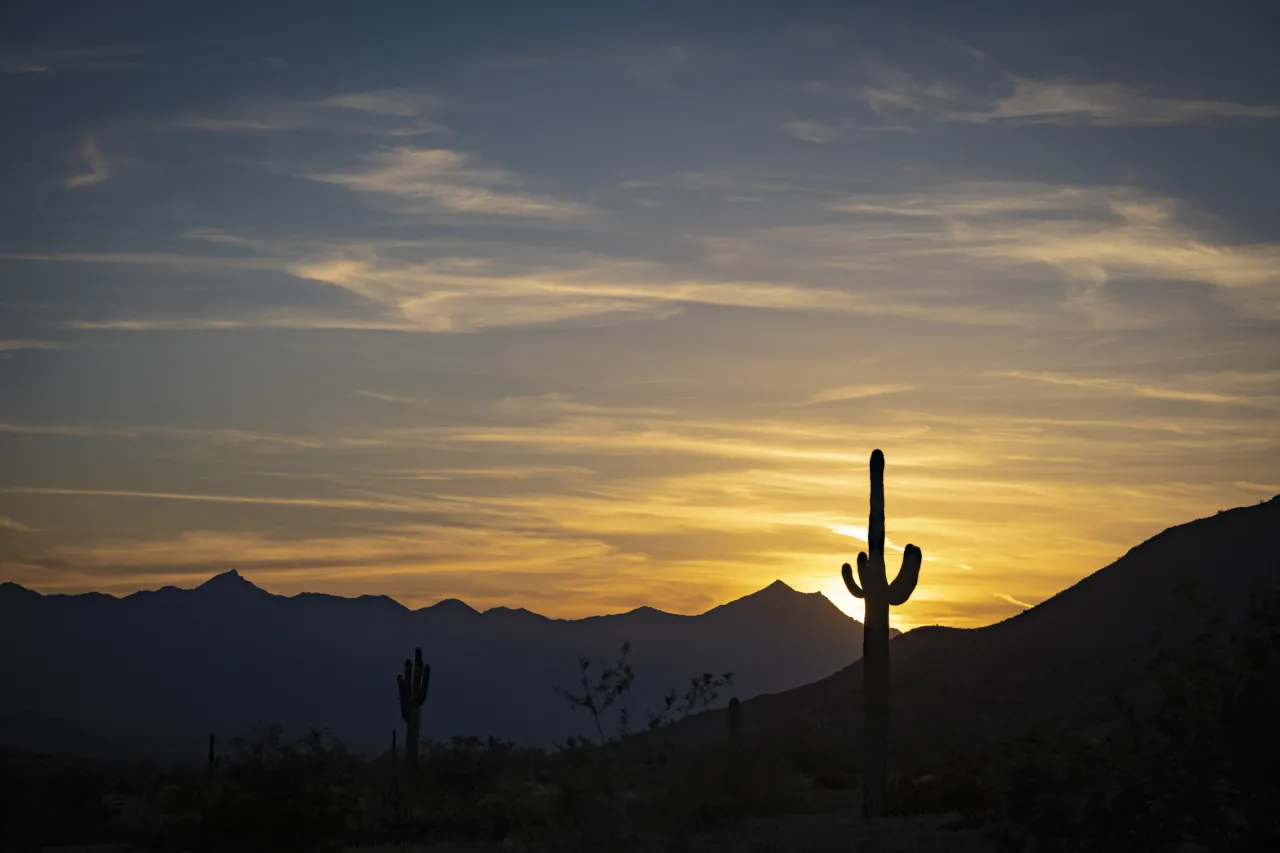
left=840, top=449, right=922, bottom=821
left=396, top=647, right=431, bottom=768
left=726, top=697, right=742, bottom=794
left=207, top=732, right=219, bottom=776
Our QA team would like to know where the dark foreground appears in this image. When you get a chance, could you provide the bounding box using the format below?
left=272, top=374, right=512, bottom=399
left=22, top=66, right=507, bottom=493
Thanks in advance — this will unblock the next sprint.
left=5, top=585, right=1278, bottom=853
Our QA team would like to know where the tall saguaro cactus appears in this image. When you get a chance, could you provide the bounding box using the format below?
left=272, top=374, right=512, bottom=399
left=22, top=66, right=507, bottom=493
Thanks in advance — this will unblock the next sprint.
left=841, top=449, right=922, bottom=820
left=396, top=647, right=431, bottom=768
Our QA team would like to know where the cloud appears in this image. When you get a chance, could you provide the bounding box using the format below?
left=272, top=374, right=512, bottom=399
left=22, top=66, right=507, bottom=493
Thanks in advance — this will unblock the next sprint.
left=0, top=517, right=40, bottom=533
left=781, top=120, right=918, bottom=143
left=802, top=383, right=916, bottom=405
left=989, top=78, right=1280, bottom=126
left=19, top=174, right=1280, bottom=335
left=0, top=339, right=63, bottom=352
left=307, top=148, right=589, bottom=218
left=3, top=486, right=427, bottom=513
left=15, top=171, right=1280, bottom=335
left=63, top=315, right=419, bottom=332
left=176, top=87, right=451, bottom=136
left=325, top=88, right=441, bottom=117
left=994, top=592, right=1035, bottom=609
left=2, top=251, right=282, bottom=271
left=285, top=250, right=898, bottom=332
left=824, top=181, right=1280, bottom=292
left=0, top=45, right=143, bottom=74
left=1, top=525, right=723, bottom=616
left=999, top=371, right=1280, bottom=409
left=0, top=422, right=388, bottom=451
left=831, top=524, right=909, bottom=553
left=64, top=137, right=115, bottom=189
left=852, top=70, right=1280, bottom=127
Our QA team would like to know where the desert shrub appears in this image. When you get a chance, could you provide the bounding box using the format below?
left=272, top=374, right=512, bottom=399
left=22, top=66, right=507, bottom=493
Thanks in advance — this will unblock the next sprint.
left=988, top=586, right=1280, bottom=852
left=0, top=752, right=125, bottom=850
left=195, top=725, right=360, bottom=852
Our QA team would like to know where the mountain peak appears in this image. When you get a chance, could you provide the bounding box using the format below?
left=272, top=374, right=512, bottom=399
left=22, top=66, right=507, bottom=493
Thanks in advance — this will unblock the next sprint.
left=196, top=570, right=265, bottom=595
left=420, top=598, right=479, bottom=617
left=702, top=579, right=831, bottom=619
left=0, top=581, right=39, bottom=599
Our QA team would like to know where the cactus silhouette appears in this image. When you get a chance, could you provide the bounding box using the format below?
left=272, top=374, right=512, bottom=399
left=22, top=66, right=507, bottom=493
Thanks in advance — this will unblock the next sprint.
left=726, top=697, right=742, bottom=794
left=841, top=449, right=922, bottom=821
left=396, top=647, right=431, bottom=768
left=207, top=732, right=219, bottom=776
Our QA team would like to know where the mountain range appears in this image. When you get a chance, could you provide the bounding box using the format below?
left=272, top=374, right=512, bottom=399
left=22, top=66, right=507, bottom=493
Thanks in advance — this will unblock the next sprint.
left=5, top=495, right=1276, bottom=762
left=0, top=573, right=870, bottom=755
left=671, top=494, right=1280, bottom=762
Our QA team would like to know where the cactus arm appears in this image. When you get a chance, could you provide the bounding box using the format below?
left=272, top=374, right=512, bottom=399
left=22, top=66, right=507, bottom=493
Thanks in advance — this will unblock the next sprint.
left=841, top=562, right=865, bottom=599
left=886, top=544, right=922, bottom=606
left=856, top=551, right=879, bottom=594
left=418, top=664, right=431, bottom=706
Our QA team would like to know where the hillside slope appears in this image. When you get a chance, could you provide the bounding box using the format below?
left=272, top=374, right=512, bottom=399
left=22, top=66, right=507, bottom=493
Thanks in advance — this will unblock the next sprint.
left=674, top=495, right=1280, bottom=761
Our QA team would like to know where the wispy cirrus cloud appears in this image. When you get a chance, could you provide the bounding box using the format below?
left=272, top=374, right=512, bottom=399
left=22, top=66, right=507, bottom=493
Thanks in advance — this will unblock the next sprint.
left=781, top=118, right=917, bottom=143
left=801, top=383, right=916, bottom=405
left=14, top=176, right=1280, bottom=334
left=820, top=181, right=1280, bottom=293
left=994, top=592, right=1035, bottom=609
left=999, top=370, right=1280, bottom=409
left=324, top=88, right=441, bottom=117
left=176, top=87, right=451, bottom=136
left=812, top=67, right=1280, bottom=128
left=306, top=148, right=588, bottom=218
left=64, top=137, right=116, bottom=189
left=0, top=44, right=143, bottom=74
left=986, top=77, right=1280, bottom=126
left=0, top=339, right=63, bottom=352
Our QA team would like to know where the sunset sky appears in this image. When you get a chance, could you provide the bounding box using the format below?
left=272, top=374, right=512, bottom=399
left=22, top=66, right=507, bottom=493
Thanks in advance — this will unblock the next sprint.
left=2, top=0, right=1278, bottom=629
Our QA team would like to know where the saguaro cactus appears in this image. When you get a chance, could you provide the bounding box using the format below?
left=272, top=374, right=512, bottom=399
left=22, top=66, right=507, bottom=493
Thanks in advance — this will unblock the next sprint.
left=840, top=449, right=922, bottom=821
left=207, top=732, right=219, bottom=776
left=726, top=697, right=742, bottom=794
left=396, top=647, right=431, bottom=767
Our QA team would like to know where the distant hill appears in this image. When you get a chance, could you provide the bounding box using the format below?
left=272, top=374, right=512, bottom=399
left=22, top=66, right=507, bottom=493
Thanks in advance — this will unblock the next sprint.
left=0, top=574, right=868, bottom=755
left=671, top=495, right=1280, bottom=762
left=0, top=712, right=111, bottom=759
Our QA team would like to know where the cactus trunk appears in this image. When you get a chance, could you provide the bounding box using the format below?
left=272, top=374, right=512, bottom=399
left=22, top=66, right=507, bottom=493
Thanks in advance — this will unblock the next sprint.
left=841, top=449, right=922, bottom=822
left=726, top=697, right=742, bottom=794
left=405, top=709, right=420, bottom=765
left=861, top=592, right=890, bottom=817
left=396, top=647, right=431, bottom=769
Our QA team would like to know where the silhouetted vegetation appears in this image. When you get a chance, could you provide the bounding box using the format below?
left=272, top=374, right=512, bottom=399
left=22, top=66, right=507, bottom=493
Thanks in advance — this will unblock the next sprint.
left=841, top=448, right=923, bottom=820
left=987, top=584, right=1280, bottom=852
left=396, top=646, right=431, bottom=769
left=4, top=587, right=1276, bottom=852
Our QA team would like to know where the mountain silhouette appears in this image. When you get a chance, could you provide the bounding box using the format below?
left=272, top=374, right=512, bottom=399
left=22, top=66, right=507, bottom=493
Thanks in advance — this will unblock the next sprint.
left=0, top=575, right=866, bottom=755
left=670, top=495, right=1280, bottom=760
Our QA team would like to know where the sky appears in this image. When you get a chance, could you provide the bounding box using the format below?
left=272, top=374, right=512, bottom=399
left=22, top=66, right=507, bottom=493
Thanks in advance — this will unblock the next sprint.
left=1, top=0, right=1278, bottom=629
